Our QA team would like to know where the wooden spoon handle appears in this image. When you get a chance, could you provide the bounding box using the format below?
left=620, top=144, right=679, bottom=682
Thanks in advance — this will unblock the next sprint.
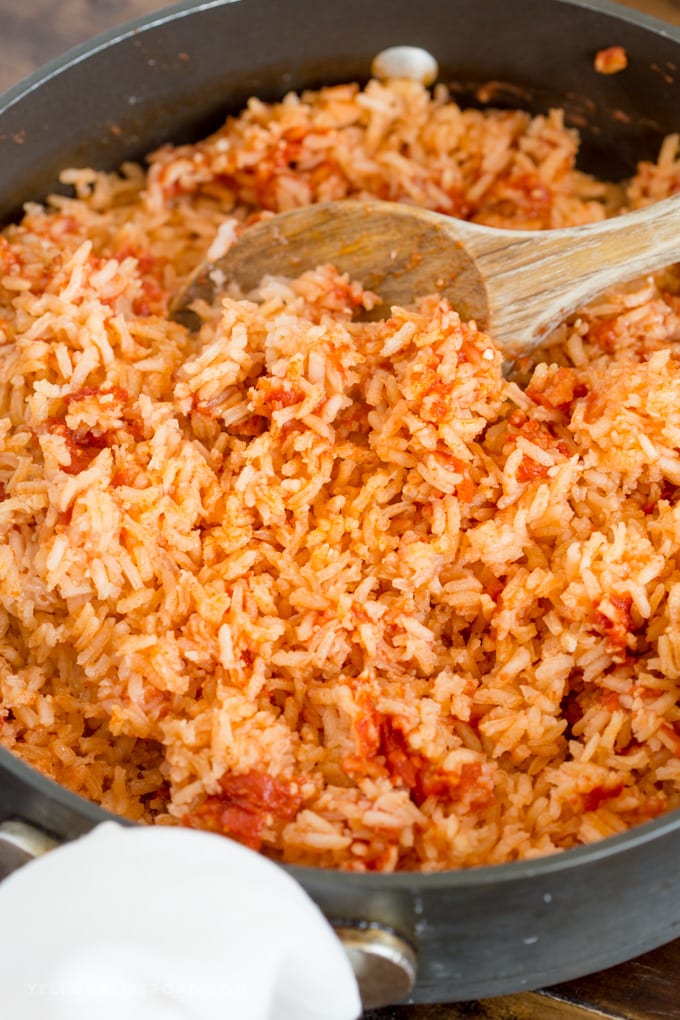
left=456, top=194, right=680, bottom=353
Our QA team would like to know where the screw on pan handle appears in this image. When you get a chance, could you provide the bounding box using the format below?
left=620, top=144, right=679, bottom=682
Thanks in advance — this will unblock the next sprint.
left=334, top=923, right=418, bottom=1010
left=0, top=818, right=57, bottom=880
left=371, top=46, right=439, bottom=85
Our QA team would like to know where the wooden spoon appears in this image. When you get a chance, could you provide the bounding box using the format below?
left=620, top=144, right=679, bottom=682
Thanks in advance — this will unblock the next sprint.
left=172, top=196, right=680, bottom=358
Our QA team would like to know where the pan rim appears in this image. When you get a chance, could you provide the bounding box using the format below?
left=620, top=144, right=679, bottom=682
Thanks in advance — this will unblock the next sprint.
left=0, top=0, right=679, bottom=121
left=3, top=742, right=680, bottom=889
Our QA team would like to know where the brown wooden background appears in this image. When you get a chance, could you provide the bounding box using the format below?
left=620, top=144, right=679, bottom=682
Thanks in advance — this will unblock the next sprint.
left=1, top=1, right=680, bottom=1018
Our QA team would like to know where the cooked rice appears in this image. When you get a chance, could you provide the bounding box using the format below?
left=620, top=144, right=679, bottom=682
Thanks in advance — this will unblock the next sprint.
left=1, top=79, right=680, bottom=872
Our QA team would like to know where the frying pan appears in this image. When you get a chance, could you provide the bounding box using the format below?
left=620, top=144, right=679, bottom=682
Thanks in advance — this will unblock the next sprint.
left=1, top=0, right=680, bottom=1008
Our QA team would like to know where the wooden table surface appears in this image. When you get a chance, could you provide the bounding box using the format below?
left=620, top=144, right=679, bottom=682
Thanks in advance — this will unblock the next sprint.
left=1, top=1, right=680, bottom=1018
